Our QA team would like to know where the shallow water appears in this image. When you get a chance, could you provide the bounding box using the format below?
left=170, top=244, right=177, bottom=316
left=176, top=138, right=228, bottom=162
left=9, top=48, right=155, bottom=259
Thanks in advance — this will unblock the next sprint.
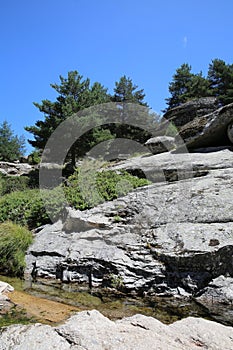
left=0, top=275, right=225, bottom=327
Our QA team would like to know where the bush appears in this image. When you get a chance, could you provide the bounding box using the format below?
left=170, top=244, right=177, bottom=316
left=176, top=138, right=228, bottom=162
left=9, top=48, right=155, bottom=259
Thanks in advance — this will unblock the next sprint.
left=28, top=150, right=41, bottom=165
left=65, top=167, right=150, bottom=210
left=0, top=222, right=33, bottom=277
left=0, top=189, right=49, bottom=228
left=0, top=167, right=150, bottom=229
left=0, top=188, right=65, bottom=229
left=0, top=174, right=30, bottom=196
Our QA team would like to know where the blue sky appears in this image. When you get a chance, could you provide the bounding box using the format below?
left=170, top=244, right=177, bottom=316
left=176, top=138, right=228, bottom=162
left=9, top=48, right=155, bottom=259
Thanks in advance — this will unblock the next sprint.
left=1, top=0, right=233, bottom=153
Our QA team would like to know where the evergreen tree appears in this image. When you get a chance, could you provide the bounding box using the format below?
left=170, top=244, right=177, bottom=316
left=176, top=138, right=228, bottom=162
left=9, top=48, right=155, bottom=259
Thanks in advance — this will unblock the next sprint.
left=0, top=121, right=25, bottom=161
left=165, top=64, right=210, bottom=111
left=110, top=75, right=155, bottom=143
left=25, top=71, right=112, bottom=165
left=165, top=64, right=193, bottom=110
left=112, top=75, right=148, bottom=106
left=207, top=59, right=233, bottom=105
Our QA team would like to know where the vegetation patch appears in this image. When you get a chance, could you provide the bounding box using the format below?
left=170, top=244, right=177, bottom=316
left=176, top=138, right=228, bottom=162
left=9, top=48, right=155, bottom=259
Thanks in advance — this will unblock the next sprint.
left=0, top=168, right=150, bottom=229
left=0, top=222, right=33, bottom=277
left=65, top=168, right=151, bottom=210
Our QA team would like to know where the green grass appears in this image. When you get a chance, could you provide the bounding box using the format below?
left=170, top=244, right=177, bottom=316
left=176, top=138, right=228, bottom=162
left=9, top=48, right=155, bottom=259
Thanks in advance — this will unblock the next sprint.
left=0, top=222, right=33, bottom=277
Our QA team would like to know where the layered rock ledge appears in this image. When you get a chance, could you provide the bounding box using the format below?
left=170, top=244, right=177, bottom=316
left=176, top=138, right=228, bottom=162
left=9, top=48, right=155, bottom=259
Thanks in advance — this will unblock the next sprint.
left=25, top=147, right=233, bottom=325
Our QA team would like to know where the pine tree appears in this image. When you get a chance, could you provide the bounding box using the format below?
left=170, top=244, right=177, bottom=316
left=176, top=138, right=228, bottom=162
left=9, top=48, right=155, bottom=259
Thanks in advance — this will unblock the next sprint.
left=207, top=59, right=233, bottom=105
left=25, top=71, right=112, bottom=165
left=112, top=75, right=148, bottom=106
left=165, top=64, right=211, bottom=111
left=165, top=64, right=193, bottom=110
left=110, top=76, right=155, bottom=143
left=0, top=121, right=25, bottom=161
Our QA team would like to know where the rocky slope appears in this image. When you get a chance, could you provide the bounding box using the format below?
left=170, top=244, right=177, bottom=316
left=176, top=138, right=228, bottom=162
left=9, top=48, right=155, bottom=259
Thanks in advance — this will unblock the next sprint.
left=0, top=310, right=233, bottom=350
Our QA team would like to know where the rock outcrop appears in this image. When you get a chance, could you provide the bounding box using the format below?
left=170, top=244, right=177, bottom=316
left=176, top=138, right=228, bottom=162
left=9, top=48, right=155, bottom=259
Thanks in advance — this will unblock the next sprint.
left=152, top=99, right=233, bottom=151
left=0, top=161, right=33, bottom=176
left=25, top=147, right=233, bottom=325
left=162, top=97, right=219, bottom=129
left=0, top=281, right=14, bottom=294
left=177, top=102, right=233, bottom=149
left=0, top=310, right=233, bottom=350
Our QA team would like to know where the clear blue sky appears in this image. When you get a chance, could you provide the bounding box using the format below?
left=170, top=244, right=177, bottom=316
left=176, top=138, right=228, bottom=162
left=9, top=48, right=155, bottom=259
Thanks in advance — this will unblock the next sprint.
left=1, top=0, right=233, bottom=154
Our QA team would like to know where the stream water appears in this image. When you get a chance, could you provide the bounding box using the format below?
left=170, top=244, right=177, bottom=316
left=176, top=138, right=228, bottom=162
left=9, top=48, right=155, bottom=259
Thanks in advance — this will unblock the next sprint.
left=0, top=275, right=225, bottom=328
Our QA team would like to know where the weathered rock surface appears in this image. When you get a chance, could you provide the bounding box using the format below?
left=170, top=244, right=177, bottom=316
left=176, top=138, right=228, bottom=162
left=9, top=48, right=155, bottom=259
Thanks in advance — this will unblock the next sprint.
left=144, top=136, right=175, bottom=155
left=162, top=97, right=219, bottom=129
left=1, top=310, right=233, bottom=350
left=110, top=145, right=233, bottom=181
left=0, top=161, right=33, bottom=176
left=0, top=281, right=14, bottom=294
left=195, top=276, right=233, bottom=324
left=0, top=323, right=71, bottom=350
left=25, top=147, right=233, bottom=318
left=177, top=102, right=233, bottom=149
left=0, top=281, right=14, bottom=314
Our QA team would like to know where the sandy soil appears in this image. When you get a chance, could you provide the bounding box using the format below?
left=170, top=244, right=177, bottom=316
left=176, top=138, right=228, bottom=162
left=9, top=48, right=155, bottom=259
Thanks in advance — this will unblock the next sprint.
left=7, top=290, right=79, bottom=324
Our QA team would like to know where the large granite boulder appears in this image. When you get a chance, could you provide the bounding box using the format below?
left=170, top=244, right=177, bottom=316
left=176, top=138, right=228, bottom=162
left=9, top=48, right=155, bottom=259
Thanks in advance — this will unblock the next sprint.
left=195, top=275, right=233, bottom=325
left=162, top=97, right=219, bottom=129
left=0, top=310, right=233, bottom=349
left=158, top=97, right=219, bottom=134
left=176, top=102, right=233, bottom=149
left=25, top=147, right=233, bottom=314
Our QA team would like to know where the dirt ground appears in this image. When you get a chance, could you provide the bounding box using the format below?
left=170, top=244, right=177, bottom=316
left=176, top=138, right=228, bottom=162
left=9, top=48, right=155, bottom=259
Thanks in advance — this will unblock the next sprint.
left=7, top=290, right=80, bottom=324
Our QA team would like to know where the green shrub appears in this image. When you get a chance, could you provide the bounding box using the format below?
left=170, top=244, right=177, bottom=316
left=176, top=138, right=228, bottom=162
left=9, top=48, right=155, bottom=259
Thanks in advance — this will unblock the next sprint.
left=0, top=222, right=33, bottom=277
left=65, top=168, right=150, bottom=210
left=0, top=175, right=30, bottom=195
left=27, top=150, right=41, bottom=165
left=0, top=166, right=150, bottom=229
left=0, top=188, right=66, bottom=229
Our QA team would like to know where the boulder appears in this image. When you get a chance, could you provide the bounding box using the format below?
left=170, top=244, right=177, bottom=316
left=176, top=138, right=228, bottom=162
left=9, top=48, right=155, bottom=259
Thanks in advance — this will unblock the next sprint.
left=0, top=281, right=14, bottom=294
left=162, top=97, right=219, bottom=129
left=195, top=275, right=233, bottom=325
left=177, top=102, right=233, bottom=149
left=144, top=136, right=175, bottom=155
left=0, top=310, right=233, bottom=350
left=196, top=275, right=233, bottom=305
left=0, top=281, right=14, bottom=314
